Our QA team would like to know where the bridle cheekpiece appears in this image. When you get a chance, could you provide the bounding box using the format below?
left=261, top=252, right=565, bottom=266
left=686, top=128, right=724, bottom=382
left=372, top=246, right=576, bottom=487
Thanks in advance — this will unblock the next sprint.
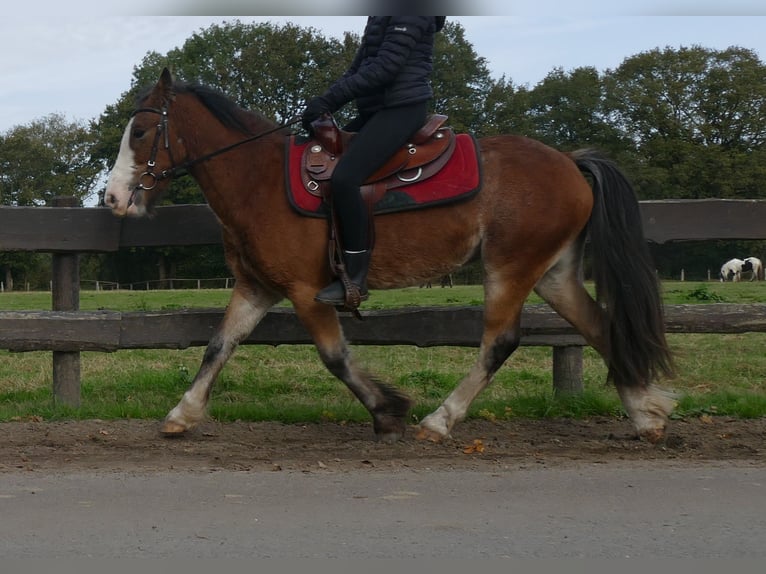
left=129, top=104, right=174, bottom=207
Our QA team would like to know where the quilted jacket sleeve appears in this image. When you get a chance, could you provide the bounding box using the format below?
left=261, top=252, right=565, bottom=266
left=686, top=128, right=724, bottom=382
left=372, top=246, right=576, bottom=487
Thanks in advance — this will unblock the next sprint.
left=322, top=16, right=433, bottom=110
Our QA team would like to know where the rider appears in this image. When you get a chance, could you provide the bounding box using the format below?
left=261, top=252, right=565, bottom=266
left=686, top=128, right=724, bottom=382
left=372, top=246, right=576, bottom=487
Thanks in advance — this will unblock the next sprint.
left=301, top=16, right=447, bottom=307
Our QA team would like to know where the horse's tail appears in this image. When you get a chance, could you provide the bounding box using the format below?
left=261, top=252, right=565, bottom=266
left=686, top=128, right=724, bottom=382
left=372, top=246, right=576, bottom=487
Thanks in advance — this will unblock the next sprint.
left=571, top=149, right=674, bottom=387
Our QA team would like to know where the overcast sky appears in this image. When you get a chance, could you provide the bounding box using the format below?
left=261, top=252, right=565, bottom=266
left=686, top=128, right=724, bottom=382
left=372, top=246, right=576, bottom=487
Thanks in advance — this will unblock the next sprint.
left=2, top=1, right=766, bottom=132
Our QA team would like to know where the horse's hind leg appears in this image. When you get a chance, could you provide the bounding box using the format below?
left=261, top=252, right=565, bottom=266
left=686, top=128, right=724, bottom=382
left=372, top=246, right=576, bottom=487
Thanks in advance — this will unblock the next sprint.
left=162, top=283, right=281, bottom=435
left=533, top=239, right=609, bottom=355
left=292, top=296, right=412, bottom=442
left=534, top=241, right=675, bottom=442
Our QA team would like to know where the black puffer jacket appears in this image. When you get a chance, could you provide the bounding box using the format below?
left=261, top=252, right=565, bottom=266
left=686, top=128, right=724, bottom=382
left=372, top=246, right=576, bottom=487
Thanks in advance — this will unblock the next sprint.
left=322, top=16, right=446, bottom=116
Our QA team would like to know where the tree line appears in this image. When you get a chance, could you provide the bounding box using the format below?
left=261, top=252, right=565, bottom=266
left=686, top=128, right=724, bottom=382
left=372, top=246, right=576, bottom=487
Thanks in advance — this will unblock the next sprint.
left=2, top=20, right=766, bottom=289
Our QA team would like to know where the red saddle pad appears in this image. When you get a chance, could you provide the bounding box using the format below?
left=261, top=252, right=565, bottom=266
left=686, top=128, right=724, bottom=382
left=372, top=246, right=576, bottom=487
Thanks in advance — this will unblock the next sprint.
left=285, top=133, right=482, bottom=218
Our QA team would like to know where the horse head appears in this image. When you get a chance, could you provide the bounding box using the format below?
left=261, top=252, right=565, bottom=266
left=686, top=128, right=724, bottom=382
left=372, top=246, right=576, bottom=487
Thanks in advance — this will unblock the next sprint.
left=104, top=68, right=184, bottom=217
left=105, top=68, right=285, bottom=218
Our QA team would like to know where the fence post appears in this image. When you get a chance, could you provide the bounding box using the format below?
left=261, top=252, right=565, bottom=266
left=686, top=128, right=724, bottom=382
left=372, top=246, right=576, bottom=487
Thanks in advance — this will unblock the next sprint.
left=552, top=346, right=583, bottom=395
left=51, top=196, right=81, bottom=407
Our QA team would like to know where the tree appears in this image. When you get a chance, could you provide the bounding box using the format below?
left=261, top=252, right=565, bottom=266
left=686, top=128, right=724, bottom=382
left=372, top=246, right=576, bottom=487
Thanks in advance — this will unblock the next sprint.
left=525, top=66, right=625, bottom=155
left=136, top=20, right=357, bottom=124
left=0, top=114, right=100, bottom=207
left=478, top=77, right=535, bottom=137
left=0, top=114, right=100, bottom=290
left=432, top=21, right=494, bottom=133
left=604, top=46, right=766, bottom=199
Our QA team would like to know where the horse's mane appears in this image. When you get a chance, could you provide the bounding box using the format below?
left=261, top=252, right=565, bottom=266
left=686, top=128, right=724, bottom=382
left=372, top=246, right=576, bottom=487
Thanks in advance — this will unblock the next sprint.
left=136, top=79, right=278, bottom=135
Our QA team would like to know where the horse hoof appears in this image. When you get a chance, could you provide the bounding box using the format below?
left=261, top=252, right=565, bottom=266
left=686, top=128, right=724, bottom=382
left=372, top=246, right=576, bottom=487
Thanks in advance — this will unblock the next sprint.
left=160, top=420, right=188, bottom=436
left=640, top=427, right=666, bottom=444
left=414, top=425, right=447, bottom=443
left=373, top=411, right=408, bottom=443
left=376, top=431, right=403, bottom=444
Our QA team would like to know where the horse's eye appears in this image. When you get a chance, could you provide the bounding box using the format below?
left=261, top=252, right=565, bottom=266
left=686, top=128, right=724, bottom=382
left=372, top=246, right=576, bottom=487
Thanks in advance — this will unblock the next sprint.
left=132, top=128, right=146, bottom=139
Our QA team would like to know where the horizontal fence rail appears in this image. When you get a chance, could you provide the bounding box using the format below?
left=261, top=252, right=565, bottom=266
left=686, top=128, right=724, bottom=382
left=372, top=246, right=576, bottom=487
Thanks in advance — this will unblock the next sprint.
left=3, top=199, right=766, bottom=253
left=2, top=198, right=766, bottom=406
left=0, top=305, right=579, bottom=352
left=3, top=304, right=766, bottom=353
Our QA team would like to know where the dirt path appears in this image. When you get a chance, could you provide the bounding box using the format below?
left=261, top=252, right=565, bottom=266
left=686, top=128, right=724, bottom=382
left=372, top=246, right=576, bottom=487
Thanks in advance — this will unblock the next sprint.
left=1, top=415, right=764, bottom=473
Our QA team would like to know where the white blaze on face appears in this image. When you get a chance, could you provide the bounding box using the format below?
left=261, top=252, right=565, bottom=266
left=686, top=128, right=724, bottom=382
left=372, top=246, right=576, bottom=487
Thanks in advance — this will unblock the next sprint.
left=104, top=118, right=141, bottom=216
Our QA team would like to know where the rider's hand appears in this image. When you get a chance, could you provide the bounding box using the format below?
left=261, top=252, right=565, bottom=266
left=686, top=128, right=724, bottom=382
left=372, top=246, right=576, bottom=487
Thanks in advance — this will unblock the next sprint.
left=301, top=96, right=332, bottom=134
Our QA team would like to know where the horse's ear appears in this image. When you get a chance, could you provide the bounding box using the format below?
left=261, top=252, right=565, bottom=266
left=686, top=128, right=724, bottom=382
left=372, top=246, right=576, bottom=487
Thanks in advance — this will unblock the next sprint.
left=158, top=67, right=176, bottom=102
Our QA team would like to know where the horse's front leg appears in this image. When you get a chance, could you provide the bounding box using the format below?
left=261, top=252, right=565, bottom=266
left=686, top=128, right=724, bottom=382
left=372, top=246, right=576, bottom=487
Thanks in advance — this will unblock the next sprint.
left=417, top=282, right=525, bottom=441
left=417, top=321, right=521, bottom=441
left=293, top=296, right=412, bottom=442
left=162, top=284, right=281, bottom=435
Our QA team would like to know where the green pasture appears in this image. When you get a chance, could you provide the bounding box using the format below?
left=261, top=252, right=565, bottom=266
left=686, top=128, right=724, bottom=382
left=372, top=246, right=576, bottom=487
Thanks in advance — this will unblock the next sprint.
left=1, top=281, right=765, bottom=423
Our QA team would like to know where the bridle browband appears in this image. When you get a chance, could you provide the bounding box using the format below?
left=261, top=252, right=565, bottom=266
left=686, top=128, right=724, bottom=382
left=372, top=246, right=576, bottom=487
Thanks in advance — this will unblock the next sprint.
left=128, top=103, right=301, bottom=206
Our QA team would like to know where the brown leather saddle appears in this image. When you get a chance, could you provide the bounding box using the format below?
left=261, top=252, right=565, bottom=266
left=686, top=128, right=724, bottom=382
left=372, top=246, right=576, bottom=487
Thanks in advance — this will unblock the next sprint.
left=301, top=113, right=456, bottom=205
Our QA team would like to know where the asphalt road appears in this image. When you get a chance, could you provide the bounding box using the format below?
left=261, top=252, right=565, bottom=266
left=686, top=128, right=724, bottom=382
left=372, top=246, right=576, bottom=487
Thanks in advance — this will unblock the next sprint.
left=2, top=461, right=765, bottom=558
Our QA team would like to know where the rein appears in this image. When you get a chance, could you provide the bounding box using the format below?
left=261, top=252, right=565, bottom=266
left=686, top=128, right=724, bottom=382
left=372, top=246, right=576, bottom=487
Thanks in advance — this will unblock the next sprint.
left=129, top=104, right=301, bottom=202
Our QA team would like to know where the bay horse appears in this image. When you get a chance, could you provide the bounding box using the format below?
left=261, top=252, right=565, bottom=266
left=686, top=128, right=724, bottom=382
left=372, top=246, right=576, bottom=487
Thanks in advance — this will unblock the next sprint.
left=104, top=68, right=676, bottom=444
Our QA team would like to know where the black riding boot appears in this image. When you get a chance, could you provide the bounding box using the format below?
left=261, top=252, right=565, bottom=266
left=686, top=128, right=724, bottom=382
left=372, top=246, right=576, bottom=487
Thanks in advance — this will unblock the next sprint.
left=315, top=250, right=371, bottom=307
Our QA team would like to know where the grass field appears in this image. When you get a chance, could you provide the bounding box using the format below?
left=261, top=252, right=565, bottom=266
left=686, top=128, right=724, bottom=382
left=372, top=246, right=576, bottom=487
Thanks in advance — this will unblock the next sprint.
left=1, top=281, right=765, bottom=423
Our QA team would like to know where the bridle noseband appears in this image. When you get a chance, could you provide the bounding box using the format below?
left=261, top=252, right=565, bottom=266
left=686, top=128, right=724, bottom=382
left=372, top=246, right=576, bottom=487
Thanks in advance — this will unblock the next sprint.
left=128, top=103, right=301, bottom=208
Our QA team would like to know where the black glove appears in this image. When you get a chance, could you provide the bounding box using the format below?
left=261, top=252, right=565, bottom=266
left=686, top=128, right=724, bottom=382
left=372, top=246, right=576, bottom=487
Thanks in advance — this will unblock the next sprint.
left=301, top=96, right=332, bottom=134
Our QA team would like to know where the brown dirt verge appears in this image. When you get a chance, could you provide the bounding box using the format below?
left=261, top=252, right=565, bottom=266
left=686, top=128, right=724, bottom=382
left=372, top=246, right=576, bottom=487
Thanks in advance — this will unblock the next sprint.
left=1, top=416, right=764, bottom=474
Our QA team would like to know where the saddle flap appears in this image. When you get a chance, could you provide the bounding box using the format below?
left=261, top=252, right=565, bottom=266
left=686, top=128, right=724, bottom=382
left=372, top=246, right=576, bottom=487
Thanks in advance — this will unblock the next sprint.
left=305, top=144, right=335, bottom=177
left=365, top=127, right=453, bottom=183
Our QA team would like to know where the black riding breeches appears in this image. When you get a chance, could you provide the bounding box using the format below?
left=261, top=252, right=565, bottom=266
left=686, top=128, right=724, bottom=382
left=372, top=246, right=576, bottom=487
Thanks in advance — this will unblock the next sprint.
left=331, top=102, right=428, bottom=251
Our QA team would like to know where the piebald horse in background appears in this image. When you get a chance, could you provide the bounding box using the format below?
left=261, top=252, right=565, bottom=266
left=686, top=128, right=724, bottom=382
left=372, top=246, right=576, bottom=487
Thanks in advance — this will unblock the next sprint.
left=720, top=258, right=744, bottom=282
left=742, top=257, right=764, bottom=281
left=104, top=69, right=676, bottom=444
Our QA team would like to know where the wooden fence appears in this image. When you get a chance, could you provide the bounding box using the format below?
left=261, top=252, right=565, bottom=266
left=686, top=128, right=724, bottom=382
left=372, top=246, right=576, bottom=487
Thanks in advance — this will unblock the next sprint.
left=2, top=198, right=766, bottom=406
